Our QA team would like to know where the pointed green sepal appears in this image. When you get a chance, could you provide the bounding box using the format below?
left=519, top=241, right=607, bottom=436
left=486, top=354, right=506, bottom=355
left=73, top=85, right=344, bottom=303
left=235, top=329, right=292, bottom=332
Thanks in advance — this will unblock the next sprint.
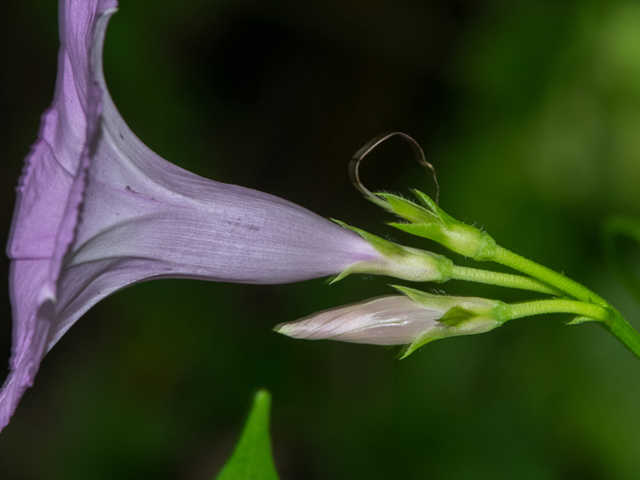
left=437, top=306, right=487, bottom=327
left=383, top=193, right=437, bottom=224
left=214, top=390, right=280, bottom=480
left=566, top=315, right=600, bottom=326
left=393, top=286, right=509, bottom=358
left=333, top=219, right=408, bottom=257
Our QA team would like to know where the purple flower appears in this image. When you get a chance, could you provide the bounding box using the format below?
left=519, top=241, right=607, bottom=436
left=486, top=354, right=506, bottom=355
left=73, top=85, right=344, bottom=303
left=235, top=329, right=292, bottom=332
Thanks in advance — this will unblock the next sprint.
left=1, top=0, right=381, bottom=431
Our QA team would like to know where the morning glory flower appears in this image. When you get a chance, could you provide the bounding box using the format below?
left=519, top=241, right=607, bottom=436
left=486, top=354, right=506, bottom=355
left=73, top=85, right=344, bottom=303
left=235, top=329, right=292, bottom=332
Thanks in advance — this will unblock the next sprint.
left=1, top=0, right=387, bottom=431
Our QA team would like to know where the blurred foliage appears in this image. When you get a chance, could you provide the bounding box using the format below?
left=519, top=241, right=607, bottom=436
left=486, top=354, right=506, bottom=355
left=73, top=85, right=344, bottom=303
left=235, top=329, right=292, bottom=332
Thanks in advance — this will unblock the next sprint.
left=2, top=0, right=640, bottom=479
left=603, top=217, right=640, bottom=306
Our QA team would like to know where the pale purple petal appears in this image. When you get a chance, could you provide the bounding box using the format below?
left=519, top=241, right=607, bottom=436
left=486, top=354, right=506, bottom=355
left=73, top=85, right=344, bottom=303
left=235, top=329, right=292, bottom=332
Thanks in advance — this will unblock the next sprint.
left=275, top=296, right=447, bottom=345
left=1, top=0, right=380, bottom=431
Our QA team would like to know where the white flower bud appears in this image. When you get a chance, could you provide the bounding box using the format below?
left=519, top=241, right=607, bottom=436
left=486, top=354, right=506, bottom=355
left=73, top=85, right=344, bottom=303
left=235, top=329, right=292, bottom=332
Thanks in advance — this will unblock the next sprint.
left=275, top=296, right=445, bottom=345
left=275, top=288, right=509, bottom=357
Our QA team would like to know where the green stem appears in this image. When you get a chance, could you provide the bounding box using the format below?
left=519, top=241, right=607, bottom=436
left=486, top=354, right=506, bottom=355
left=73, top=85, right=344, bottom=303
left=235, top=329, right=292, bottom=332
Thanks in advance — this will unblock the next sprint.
left=500, top=275, right=640, bottom=361
left=492, top=245, right=607, bottom=305
left=507, top=299, right=609, bottom=322
left=451, top=265, right=562, bottom=295
left=602, top=309, right=640, bottom=360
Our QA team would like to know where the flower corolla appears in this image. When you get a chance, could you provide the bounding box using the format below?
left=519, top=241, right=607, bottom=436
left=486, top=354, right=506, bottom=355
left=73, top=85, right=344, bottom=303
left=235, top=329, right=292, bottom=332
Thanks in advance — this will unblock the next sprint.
left=1, top=0, right=383, bottom=431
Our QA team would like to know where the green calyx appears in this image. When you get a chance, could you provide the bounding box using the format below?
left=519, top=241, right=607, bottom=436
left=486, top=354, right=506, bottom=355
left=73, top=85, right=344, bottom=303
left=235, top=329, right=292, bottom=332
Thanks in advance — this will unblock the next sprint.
left=374, top=190, right=498, bottom=261
left=332, top=220, right=454, bottom=283
left=394, top=286, right=509, bottom=358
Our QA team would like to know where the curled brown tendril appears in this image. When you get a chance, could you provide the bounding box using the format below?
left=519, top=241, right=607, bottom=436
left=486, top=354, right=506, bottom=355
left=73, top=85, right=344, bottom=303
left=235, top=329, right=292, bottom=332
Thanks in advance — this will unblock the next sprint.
left=349, top=132, right=440, bottom=207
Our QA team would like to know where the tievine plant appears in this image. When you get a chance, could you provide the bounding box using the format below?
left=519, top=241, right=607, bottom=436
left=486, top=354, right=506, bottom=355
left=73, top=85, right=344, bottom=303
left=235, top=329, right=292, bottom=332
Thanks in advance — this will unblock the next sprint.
left=4, top=0, right=640, bottom=478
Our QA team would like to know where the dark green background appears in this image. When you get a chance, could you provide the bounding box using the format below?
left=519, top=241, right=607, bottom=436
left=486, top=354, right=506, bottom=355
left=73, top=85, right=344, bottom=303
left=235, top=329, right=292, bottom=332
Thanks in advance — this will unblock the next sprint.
left=2, top=0, right=640, bottom=478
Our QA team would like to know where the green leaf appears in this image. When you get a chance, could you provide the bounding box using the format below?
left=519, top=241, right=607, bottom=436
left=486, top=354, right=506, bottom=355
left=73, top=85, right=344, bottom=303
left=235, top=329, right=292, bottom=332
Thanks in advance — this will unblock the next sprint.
left=214, top=390, right=280, bottom=480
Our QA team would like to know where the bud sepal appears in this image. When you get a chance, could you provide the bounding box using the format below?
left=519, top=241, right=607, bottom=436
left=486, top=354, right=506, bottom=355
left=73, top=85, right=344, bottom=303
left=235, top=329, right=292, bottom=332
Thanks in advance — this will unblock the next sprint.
left=394, top=286, right=509, bottom=358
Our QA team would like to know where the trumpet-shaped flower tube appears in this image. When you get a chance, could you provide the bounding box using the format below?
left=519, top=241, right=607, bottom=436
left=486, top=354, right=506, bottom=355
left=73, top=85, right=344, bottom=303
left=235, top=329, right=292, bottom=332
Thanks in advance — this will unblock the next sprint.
left=1, top=0, right=384, bottom=431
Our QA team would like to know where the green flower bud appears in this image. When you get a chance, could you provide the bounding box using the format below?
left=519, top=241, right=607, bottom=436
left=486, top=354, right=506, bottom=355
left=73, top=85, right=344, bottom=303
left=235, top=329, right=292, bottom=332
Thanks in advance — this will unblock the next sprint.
left=376, top=190, right=498, bottom=261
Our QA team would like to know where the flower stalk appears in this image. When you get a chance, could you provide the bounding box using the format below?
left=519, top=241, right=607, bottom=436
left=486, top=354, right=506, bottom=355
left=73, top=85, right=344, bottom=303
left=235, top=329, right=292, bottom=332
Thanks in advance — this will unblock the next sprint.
left=491, top=246, right=608, bottom=305
left=450, top=265, right=562, bottom=295
left=350, top=187, right=640, bottom=360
